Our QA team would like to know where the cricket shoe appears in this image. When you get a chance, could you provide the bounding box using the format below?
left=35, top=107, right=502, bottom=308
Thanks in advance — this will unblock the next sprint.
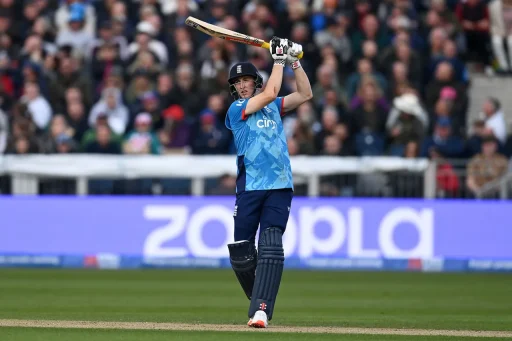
left=248, top=310, right=268, bottom=328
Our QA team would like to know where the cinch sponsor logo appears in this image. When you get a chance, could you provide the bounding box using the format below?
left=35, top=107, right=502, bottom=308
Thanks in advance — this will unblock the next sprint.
left=257, top=119, right=277, bottom=129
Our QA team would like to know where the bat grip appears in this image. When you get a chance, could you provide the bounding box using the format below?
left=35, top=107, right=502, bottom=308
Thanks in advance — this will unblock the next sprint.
left=262, top=42, right=304, bottom=59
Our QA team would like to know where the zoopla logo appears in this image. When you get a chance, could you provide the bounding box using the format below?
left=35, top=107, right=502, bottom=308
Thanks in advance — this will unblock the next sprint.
left=142, top=205, right=435, bottom=259
left=257, top=119, right=277, bottom=129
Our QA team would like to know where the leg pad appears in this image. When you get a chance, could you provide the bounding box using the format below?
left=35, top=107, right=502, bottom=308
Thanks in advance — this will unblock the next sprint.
left=248, top=227, right=284, bottom=320
left=228, top=240, right=257, bottom=300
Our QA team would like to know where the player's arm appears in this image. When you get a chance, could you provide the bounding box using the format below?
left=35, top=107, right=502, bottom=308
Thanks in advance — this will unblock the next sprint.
left=282, top=42, right=313, bottom=113
left=245, top=37, right=288, bottom=115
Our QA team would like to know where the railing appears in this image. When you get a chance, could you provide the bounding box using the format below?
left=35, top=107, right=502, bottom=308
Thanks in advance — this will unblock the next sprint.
left=0, top=155, right=434, bottom=197
left=1, top=155, right=510, bottom=199
left=476, top=172, right=512, bottom=199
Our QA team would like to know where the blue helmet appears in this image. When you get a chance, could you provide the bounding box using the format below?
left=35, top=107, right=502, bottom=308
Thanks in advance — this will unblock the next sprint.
left=228, top=62, right=263, bottom=100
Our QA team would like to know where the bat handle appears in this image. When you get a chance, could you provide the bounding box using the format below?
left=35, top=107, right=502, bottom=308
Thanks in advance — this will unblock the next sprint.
left=261, top=42, right=304, bottom=59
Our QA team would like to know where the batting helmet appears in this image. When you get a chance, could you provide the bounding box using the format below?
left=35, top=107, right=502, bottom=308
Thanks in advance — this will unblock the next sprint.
left=228, top=62, right=263, bottom=100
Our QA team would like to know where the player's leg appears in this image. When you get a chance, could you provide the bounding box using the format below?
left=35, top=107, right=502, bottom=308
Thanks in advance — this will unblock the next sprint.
left=227, top=191, right=264, bottom=301
left=248, top=189, right=293, bottom=327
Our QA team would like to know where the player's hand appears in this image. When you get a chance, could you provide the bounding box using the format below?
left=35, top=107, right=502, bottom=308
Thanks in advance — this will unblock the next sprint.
left=286, top=41, right=303, bottom=69
left=270, top=37, right=288, bottom=66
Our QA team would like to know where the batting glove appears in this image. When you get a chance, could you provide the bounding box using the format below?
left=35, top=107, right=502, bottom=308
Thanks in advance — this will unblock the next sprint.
left=270, top=37, right=288, bottom=66
left=286, top=41, right=303, bottom=70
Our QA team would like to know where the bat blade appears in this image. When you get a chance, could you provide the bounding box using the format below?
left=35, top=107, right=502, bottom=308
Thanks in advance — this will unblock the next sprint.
left=185, top=16, right=265, bottom=48
left=185, top=16, right=303, bottom=59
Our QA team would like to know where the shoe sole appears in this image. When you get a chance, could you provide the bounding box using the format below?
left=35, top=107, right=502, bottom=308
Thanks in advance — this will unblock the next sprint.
left=248, top=320, right=267, bottom=328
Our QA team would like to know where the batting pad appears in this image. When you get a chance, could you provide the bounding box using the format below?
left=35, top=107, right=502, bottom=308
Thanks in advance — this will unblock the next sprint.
left=228, top=240, right=257, bottom=300
left=248, top=227, right=285, bottom=320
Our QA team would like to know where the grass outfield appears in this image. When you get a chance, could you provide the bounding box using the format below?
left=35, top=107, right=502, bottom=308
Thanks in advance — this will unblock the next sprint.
left=2, top=328, right=512, bottom=341
left=0, top=269, right=511, bottom=340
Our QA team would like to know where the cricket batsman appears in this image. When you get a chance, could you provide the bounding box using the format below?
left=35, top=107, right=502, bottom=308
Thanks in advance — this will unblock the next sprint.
left=225, top=37, right=313, bottom=328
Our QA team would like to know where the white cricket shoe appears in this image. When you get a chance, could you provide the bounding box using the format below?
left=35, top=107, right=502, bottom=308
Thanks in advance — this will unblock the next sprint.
left=247, top=310, right=268, bottom=328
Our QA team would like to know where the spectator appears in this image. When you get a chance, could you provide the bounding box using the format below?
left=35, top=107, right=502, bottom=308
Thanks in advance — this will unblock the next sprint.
left=173, top=62, right=205, bottom=118
left=39, top=114, right=73, bottom=153
left=156, top=72, right=179, bottom=109
left=429, top=39, right=469, bottom=83
left=48, top=56, right=92, bottom=111
left=456, top=0, right=491, bottom=68
left=361, top=40, right=379, bottom=70
left=312, top=64, right=346, bottom=110
left=55, top=3, right=95, bottom=59
left=55, top=0, right=96, bottom=37
left=21, top=81, right=52, bottom=131
left=158, top=104, right=191, bottom=154
left=466, top=135, right=508, bottom=197
left=191, top=110, right=231, bottom=155
left=429, top=0, right=465, bottom=47
left=428, top=27, right=448, bottom=61
left=135, top=90, right=163, bottom=130
left=314, top=106, right=340, bottom=152
left=54, top=132, right=77, bottom=154
left=127, top=21, right=168, bottom=66
left=293, top=118, right=317, bottom=155
left=503, top=130, right=512, bottom=157
left=465, top=119, right=487, bottom=157
left=350, top=76, right=390, bottom=112
left=386, top=93, right=428, bottom=156
left=6, top=135, right=38, bottom=154
left=65, top=100, right=89, bottom=143
left=199, top=46, right=230, bottom=94
left=425, top=61, right=468, bottom=128
left=123, top=112, right=160, bottom=155
left=478, top=97, right=507, bottom=144
left=91, top=42, right=125, bottom=93
left=89, top=87, right=129, bottom=135
left=288, top=22, right=319, bottom=76
left=348, top=76, right=388, bottom=138
left=314, top=15, right=352, bottom=65
left=89, top=19, right=128, bottom=62
left=322, top=135, right=345, bottom=156
left=351, top=14, right=389, bottom=60
left=345, top=58, right=387, bottom=100
left=489, top=0, right=512, bottom=73
left=431, top=148, right=460, bottom=198
left=81, top=113, right=122, bottom=150
left=429, top=86, right=462, bottom=133
left=209, top=173, right=236, bottom=195
left=125, top=68, right=154, bottom=106
left=420, top=117, right=465, bottom=158
left=0, top=107, right=6, bottom=153
left=83, top=124, right=121, bottom=154
left=387, top=61, right=415, bottom=100
left=127, top=50, right=163, bottom=81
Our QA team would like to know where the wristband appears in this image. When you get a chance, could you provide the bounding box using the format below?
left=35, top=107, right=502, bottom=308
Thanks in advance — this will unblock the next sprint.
left=291, top=60, right=301, bottom=70
left=274, top=60, right=286, bottom=66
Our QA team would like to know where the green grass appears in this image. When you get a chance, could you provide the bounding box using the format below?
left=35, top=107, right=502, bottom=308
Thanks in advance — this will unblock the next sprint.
left=0, top=269, right=511, bottom=332
left=1, top=328, right=511, bottom=341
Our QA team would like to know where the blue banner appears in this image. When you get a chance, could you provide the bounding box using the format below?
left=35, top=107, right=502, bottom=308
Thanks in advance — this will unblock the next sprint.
left=0, top=197, right=511, bottom=272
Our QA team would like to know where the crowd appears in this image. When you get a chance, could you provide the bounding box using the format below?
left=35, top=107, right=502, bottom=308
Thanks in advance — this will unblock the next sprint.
left=0, top=0, right=510, bottom=197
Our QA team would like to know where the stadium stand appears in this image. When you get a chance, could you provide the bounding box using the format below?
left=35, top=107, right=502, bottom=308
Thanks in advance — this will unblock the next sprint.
left=0, top=0, right=510, bottom=199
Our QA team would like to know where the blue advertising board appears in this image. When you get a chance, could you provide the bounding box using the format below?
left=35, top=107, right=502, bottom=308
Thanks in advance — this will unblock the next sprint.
left=0, top=197, right=510, bottom=272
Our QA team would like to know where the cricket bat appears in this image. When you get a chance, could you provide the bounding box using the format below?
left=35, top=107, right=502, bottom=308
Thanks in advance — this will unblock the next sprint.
left=185, top=16, right=304, bottom=59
